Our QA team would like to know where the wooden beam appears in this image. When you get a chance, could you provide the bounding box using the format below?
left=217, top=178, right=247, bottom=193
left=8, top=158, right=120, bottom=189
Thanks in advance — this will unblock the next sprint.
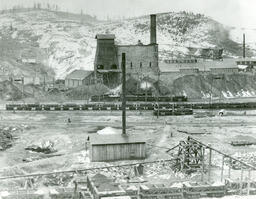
left=228, top=157, right=231, bottom=179
left=208, top=146, right=212, bottom=182
left=247, top=169, right=251, bottom=195
left=201, top=147, right=205, bottom=182
left=240, top=168, right=244, bottom=195
left=221, top=155, right=224, bottom=182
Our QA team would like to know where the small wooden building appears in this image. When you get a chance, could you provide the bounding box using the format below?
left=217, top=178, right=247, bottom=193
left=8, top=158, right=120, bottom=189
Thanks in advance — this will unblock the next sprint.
left=90, top=134, right=146, bottom=162
left=65, top=69, right=93, bottom=88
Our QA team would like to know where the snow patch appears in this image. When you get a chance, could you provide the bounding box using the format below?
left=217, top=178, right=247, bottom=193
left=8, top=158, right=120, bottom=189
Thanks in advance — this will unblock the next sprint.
left=97, top=127, right=121, bottom=135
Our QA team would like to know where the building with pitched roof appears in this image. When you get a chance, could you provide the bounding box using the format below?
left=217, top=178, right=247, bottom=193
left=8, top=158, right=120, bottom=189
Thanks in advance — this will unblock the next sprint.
left=65, top=69, right=93, bottom=88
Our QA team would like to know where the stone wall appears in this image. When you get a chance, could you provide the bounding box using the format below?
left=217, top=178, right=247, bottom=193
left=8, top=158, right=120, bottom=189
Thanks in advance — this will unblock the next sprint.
left=117, top=44, right=159, bottom=76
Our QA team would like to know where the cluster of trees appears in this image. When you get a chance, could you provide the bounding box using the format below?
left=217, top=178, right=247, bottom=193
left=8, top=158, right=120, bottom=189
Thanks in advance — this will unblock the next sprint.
left=0, top=3, right=61, bottom=14
left=33, top=3, right=59, bottom=11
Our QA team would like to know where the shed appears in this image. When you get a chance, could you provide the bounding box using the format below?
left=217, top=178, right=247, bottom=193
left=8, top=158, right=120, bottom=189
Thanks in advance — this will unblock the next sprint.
left=90, top=134, right=146, bottom=162
left=65, top=70, right=93, bottom=88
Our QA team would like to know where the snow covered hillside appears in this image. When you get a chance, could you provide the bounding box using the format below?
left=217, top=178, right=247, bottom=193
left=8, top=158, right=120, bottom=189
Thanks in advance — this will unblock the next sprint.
left=0, top=9, right=255, bottom=79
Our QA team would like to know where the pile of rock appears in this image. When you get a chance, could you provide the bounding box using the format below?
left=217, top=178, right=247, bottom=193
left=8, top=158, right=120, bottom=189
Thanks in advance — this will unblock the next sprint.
left=25, top=140, right=57, bottom=154
left=0, top=126, right=15, bottom=151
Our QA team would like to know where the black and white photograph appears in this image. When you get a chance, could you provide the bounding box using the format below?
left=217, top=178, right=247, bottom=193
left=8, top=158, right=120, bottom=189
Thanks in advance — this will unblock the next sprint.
left=0, top=0, right=256, bottom=198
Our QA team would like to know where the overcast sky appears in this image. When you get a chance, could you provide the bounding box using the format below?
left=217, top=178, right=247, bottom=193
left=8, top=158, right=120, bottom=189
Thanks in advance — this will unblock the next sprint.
left=0, top=0, right=255, bottom=28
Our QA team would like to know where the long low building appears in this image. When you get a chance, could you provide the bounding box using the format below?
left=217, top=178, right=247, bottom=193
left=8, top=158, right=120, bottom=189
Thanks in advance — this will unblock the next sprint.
left=159, top=58, right=241, bottom=74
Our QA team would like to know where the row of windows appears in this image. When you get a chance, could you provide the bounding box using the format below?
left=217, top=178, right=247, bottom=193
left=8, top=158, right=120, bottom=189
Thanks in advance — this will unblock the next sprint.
left=210, top=68, right=238, bottom=72
left=130, top=62, right=152, bottom=69
left=164, top=59, right=198, bottom=64
left=237, top=61, right=256, bottom=65
left=97, top=64, right=117, bottom=70
left=96, top=62, right=153, bottom=70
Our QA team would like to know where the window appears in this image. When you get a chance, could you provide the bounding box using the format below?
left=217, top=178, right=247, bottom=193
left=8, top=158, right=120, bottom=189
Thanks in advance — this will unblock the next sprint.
left=140, top=62, right=142, bottom=68
left=149, top=62, right=151, bottom=68
left=111, top=64, right=117, bottom=69
left=130, top=62, right=133, bottom=69
left=97, top=65, right=104, bottom=69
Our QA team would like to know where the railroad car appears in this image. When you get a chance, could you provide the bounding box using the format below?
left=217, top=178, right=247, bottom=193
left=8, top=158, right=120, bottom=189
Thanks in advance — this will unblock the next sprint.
left=153, top=108, right=193, bottom=116
left=173, top=96, right=188, bottom=102
left=63, top=104, right=81, bottom=111
left=183, top=182, right=226, bottom=198
left=43, top=104, right=62, bottom=111
left=24, top=104, right=42, bottom=111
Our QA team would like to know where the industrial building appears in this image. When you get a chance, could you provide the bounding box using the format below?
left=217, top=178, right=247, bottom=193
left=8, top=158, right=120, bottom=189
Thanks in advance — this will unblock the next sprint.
left=90, top=134, right=146, bottom=162
left=65, top=69, right=93, bottom=88
left=94, top=14, right=159, bottom=87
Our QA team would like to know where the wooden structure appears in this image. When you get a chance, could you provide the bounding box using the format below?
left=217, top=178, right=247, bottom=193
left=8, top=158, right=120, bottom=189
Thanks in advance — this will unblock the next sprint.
left=65, top=69, right=93, bottom=88
left=175, top=137, right=204, bottom=172
left=139, top=184, right=183, bottom=199
left=183, top=182, right=226, bottom=198
left=90, top=134, right=146, bottom=162
left=87, top=174, right=128, bottom=199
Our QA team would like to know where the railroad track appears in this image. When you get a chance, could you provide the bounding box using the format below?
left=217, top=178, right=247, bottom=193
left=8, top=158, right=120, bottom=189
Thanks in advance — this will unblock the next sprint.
left=0, top=120, right=255, bottom=127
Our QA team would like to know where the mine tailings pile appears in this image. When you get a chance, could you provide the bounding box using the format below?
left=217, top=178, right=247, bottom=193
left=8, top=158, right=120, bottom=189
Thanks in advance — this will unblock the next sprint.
left=171, top=73, right=256, bottom=98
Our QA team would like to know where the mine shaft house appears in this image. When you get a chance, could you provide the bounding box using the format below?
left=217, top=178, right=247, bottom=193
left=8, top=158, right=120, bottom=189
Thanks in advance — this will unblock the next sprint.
left=65, top=69, right=93, bottom=88
left=94, top=14, right=159, bottom=88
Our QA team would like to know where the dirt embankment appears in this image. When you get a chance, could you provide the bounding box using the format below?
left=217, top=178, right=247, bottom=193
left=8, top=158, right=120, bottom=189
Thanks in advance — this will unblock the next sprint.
left=169, top=73, right=256, bottom=99
left=0, top=80, right=110, bottom=102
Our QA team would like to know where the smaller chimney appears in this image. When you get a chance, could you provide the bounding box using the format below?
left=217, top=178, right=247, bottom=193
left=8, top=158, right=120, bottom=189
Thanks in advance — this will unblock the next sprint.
left=150, top=14, right=157, bottom=44
left=243, top=33, right=246, bottom=58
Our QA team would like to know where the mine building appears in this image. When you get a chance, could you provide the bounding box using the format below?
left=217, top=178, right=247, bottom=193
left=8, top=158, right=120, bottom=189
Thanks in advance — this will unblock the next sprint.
left=236, top=58, right=256, bottom=72
left=94, top=14, right=159, bottom=87
left=65, top=69, right=93, bottom=88
left=90, top=134, right=146, bottom=162
left=236, top=58, right=256, bottom=66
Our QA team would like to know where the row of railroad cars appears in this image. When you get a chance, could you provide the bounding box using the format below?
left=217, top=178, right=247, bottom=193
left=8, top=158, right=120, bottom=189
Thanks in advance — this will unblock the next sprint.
left=6, top=101, right=256, bottom=111
left=90, top=95, right=188, bottom=102
left=136, top=181, right=256, bottom=199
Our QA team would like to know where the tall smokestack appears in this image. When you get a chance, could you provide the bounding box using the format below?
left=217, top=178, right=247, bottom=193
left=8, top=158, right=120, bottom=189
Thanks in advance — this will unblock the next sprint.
left=121, top=53, right=126, bottom=135
left=150, top=14, right=157, bottom=44
left=243, top=33, right=246, bottom=58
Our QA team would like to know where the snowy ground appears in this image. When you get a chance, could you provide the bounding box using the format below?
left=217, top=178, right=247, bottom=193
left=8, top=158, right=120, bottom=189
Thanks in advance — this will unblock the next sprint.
left=0, top=110, right=256, bottom=191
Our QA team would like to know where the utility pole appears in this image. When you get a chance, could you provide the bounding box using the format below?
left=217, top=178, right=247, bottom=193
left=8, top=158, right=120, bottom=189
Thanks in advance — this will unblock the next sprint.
left=21, top=76, right=24, bottom=100
left=243, top=33, right=246, bottom=58
left=157, top=70, right=160, bottom=119
left=121, top=53, right=126, bottom=135
left=43, top=76, right=46, bottom=91
left=145, top=76, right=148, bottom=102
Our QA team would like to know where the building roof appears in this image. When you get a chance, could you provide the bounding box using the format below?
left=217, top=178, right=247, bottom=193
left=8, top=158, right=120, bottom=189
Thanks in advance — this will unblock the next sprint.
left=65, top=70, right=93, bottom=80
left=89, top=174, right=125, bottom=194
left=90, top=134, right=146, bottom=145
left=97, top=69, right=121, bottom=73
left=95, top=34, right=115, bottom=40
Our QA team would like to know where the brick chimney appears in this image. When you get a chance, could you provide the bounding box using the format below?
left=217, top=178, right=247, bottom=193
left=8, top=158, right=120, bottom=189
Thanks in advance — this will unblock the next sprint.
left=150, top=14, right=157, bottom=44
